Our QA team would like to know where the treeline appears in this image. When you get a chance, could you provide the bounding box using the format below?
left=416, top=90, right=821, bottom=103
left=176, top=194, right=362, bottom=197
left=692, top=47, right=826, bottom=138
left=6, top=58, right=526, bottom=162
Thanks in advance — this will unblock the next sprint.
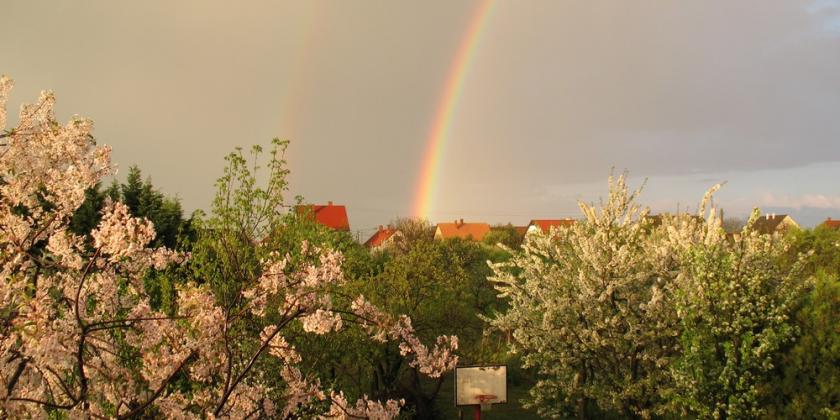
left=4, top=74, right=837, bottom=420
left=71, top=158, right=840, bottom=419
left=64, top=143, right=524, bottom=418
left=70, top=165, right=193, bottom=249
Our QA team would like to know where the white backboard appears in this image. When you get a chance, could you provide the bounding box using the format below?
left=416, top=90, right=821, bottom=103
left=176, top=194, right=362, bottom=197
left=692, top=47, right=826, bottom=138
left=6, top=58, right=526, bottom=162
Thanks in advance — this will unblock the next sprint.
left=454, top=365, right=507, bottom=406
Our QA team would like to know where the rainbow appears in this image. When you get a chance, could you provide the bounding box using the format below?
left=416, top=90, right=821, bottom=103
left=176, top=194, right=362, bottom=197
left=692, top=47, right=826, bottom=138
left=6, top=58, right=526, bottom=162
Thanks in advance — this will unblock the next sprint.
left=277, top=3, right=325, bottom=139
left=411, top=0, right=495, bottom=219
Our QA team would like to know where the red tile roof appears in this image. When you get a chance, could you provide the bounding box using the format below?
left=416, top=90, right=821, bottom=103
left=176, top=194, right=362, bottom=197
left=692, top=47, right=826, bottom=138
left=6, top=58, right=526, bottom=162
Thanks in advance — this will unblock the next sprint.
left=528, top=219, right=575, bottom=233
left=435, top=220, right=491, bottom=241
left=364, top=226, right=398, bottom=248
left=295, top=202, right=350, bottom=231
left=820, top=218, right=840, bottom=229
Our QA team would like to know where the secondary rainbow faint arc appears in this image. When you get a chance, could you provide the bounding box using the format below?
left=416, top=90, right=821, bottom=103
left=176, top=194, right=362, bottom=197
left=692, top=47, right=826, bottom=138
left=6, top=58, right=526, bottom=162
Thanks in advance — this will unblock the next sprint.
left=411, top=0, right=495, bottom=219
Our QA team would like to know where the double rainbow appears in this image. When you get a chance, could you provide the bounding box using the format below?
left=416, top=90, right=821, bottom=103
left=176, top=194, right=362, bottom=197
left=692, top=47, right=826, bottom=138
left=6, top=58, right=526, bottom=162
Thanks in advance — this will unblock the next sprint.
left=411, top=0, right=495, bottom=219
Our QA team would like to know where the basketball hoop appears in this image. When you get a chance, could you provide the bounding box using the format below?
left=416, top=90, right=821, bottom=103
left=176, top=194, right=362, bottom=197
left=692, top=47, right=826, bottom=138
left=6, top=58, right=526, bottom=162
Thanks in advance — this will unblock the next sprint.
left=455, top=365, right=507, bottom=418
left=475, top=394, right=497, bottom=412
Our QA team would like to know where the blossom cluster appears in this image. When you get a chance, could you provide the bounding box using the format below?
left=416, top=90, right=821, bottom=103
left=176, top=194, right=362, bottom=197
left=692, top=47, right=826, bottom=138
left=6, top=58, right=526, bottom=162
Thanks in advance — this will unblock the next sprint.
left=489, top=173, right=806, bottom=418
left=351, top=296, right=459, bottom=378
left=0, top=76, right=458, bottom=419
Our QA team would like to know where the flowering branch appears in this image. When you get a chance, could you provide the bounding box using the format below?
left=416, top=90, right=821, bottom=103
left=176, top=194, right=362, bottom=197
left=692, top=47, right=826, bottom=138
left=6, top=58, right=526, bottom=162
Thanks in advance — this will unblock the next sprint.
left=0, top=76, right=458, bottom=419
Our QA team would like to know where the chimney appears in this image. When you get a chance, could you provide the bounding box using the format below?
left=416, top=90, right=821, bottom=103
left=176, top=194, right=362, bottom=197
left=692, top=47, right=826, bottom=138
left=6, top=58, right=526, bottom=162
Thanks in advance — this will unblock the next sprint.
left=459, top=218, right=464, bottom=226
left=378, top=225, right=383, bottom=231
left=328, top=201, right=333, bottom=206
left=766, top=214, right=770, bottom=220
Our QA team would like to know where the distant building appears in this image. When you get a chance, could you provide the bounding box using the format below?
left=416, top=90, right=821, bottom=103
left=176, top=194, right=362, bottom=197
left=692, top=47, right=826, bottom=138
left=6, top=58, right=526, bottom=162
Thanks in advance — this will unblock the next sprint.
left=294, top=201, right=350, bottom=231
left=526, top=219, right=576, bottom=235
left=819, top=217, right=840, bottom=229
left=752, top=213, right=799, bottom=234
left=364, top=225, right=402, bottom=250
left=434, top=219, right=491, bottom=241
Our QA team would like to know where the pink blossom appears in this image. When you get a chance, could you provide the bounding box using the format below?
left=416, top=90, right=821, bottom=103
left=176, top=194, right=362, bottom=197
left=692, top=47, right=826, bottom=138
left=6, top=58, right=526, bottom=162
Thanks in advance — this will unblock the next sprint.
left=0, top=77, right=457, bottom=419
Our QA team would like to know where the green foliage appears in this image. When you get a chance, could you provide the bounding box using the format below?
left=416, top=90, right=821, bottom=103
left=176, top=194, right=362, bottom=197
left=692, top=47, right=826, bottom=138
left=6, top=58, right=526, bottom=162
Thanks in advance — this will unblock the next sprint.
left=273, top=209, right=375, bottom=278
left=117, top=165, right=190, bottom=249
left=69, top=182, right=108, bottom=236
left=62, top=139, right=840, bottom=419
left=184, top=138, right=333, bottom=409
left=669, top=227, right=806, bottom=419
left=764, top=271, right=840, bottom=419
left=70, top=166, right=190, bottom=249
left=189, top=139, right=290, bottom=306
left=786, top=225, right=840, bottom=276
left=181, top=140, right=464, bottom=417
left=390, top=217, right=435, bottom=251
left=299, top=228, right=507, bottom=418
left=121, top=165, right=144, bottom=214
left=755, top=227, right=840, bottom=418
left=483, top=224, right=524, bottom=249
left=487, top=175, right=815, bottom=419
left=69, top=167, right=192, bottom=313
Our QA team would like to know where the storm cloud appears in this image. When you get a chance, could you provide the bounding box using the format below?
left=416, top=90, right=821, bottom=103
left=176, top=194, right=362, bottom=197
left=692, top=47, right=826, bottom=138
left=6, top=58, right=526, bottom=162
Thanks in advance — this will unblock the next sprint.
left=1, top=1, right=838, bottom=230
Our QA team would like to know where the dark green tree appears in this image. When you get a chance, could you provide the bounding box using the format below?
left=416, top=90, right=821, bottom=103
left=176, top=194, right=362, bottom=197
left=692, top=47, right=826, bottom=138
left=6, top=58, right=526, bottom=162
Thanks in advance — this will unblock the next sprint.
left=766, top=271, right=840, bottom=418
left=70, top=165, right=190, bottom=249
left=786, top=225, right=840, bottom=277
left=765, top=227, right=840, bottom=417
left=69, top=182, right=108, bottom=236
left=121, top=165, right=144, bottom=214
left=69, top=166, right=193, bottom=313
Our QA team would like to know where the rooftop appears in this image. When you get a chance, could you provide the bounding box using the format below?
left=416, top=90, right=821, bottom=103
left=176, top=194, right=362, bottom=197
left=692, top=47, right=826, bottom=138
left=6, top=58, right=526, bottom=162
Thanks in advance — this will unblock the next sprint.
left=295, top=201, right=350, bottom=231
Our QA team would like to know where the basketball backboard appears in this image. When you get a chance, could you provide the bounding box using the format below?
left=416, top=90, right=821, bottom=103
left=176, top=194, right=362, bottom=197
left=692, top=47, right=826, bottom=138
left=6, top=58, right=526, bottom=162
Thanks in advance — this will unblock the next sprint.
left=454, top=365, right=507, bottom=407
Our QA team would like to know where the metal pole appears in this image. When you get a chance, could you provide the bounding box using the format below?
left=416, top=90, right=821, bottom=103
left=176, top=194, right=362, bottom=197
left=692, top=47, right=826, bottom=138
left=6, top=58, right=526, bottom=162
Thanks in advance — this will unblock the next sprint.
left=474, top=405, right=481, bottom=420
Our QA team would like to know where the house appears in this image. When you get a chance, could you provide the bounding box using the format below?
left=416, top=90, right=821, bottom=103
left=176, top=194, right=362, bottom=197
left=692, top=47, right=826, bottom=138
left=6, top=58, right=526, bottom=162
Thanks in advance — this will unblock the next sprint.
left=751, top=213, right=799, bottom=235
left=819, top=217, right=840, bottom=229
left=526, top=219, right=576, bottom=235
left=364, top=225, right=402, bottom=250
left=434, top=219, right=491, bottom=241
left=294, top=201, right=350, bottom=231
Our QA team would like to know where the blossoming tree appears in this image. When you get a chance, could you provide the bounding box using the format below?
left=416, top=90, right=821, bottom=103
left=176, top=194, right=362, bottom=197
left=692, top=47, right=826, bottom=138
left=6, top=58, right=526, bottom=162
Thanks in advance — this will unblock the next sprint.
left=488, top=174, right=807, bottom=419
left=0, top=76, right=458, bottom=418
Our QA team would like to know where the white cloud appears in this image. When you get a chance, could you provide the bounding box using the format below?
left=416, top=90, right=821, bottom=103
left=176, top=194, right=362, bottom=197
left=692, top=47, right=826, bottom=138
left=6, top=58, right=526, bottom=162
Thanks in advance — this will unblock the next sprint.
left=807, top=0, right=840, bottom=36
left=759, top=193, right=840, bottom=210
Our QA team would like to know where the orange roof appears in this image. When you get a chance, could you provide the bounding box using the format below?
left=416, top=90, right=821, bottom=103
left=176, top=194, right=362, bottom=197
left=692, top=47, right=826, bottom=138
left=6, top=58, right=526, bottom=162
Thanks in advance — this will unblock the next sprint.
left=364, top=226, right=398, bottom=248
left=514, top=226, right=528, bottom=236
left=295, top=202, right=350, bottom=231
left=435, top=220, right=491, bottom=241
left=820, top=218, right=840, bottom=229
left=528, top=219, right=575, bottom=233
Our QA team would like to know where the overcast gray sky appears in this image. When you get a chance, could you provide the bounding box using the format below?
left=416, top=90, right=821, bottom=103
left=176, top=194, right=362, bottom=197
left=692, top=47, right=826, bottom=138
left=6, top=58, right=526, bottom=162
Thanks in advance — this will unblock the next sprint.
left=2, top=1, right=840, bottom=234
